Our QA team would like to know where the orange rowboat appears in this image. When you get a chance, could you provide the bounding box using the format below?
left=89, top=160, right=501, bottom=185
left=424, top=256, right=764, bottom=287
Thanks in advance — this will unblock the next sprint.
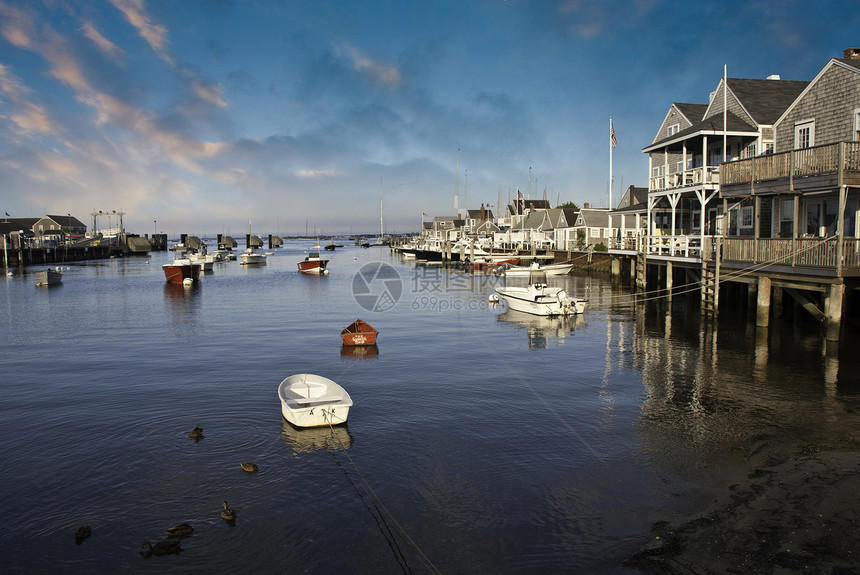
left=340, top=319, right=379, bottom=346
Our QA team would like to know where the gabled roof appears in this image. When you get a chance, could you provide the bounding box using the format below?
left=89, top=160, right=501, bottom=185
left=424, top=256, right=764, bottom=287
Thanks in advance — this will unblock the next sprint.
left=512, top=211, right=549, bottom=231
left=575, top=208, right=610, bottom=228
left=776, top=57, right=860, bottom=127
left=675, top=103, right=708, bottom=124
left=615, top=186, right=648, bottom=212
left=45, top=215, right=86, bottom=228
left=644, top=110, right=758, bottom=151
left=644, top=76, right=809, bottom=152
left=712, top=77, right=809, bottom=125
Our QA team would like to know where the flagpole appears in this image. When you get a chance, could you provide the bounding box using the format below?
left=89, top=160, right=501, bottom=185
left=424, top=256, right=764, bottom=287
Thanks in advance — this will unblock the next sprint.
left=609, top=117, right=613, bottom=209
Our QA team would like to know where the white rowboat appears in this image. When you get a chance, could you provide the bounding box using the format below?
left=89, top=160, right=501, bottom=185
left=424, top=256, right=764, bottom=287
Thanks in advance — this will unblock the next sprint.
left=278, top=373, right=352, bottom=427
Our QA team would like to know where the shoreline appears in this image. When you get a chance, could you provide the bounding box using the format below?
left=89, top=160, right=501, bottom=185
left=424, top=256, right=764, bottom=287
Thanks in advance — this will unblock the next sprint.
left=626, top=442, right=860, bottom=573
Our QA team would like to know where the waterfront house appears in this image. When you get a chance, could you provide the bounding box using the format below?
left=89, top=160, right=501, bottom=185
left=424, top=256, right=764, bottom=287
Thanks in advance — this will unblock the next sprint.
left=33, top=215, right=87, bottom=243
left=639, top=48, right=860, bottom=339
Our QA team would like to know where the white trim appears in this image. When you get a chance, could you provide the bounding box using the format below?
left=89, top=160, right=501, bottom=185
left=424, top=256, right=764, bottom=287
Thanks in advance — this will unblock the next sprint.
left=794, top=119, right=814, bottom=149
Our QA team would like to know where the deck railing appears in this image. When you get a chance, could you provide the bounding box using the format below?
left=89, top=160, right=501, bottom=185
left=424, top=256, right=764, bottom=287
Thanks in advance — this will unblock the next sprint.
left=695, top=236, right=860, bottom=270
left=721, top=141, right=860, bottom=186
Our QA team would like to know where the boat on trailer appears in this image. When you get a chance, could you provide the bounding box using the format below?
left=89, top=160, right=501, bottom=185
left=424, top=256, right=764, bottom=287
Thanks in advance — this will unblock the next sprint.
left=278, top=373, right=352, bottom=428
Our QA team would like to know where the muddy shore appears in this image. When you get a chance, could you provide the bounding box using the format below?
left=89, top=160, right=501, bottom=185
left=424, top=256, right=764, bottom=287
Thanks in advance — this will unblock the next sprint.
left=627, top=443, right=860, bottom=574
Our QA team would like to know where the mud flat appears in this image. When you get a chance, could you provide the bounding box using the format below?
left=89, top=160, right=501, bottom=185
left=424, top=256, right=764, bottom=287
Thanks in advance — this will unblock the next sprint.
left=627, top=443, right=860, bottom=574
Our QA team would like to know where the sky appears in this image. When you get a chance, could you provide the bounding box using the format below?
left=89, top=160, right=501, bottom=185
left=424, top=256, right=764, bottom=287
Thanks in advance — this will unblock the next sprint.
left=1, top=0, right=858, bottom=237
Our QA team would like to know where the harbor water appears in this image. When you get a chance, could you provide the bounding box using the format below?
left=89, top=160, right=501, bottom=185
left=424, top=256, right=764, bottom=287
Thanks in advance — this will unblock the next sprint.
left=3, top=242, right=860, bottom=574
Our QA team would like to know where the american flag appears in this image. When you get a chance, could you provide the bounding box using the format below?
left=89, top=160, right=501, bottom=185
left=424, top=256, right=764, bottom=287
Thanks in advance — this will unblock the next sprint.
left=517, top=190, right=523, bottom=201
left=610, top=120, right=617, bottom=148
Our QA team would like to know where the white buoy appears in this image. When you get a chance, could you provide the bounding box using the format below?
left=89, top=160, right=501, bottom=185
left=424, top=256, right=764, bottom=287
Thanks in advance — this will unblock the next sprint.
left=183, top=277, right=194, bottom=287
left=488, top=294, right=499, bottom=303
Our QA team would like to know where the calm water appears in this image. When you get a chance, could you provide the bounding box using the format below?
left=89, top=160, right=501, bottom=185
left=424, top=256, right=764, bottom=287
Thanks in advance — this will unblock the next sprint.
left=3, top=242, right=860, bottom=574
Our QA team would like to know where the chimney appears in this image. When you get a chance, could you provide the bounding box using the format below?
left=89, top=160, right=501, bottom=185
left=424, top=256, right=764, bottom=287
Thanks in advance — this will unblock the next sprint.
left=843, top=48, right=860, bottom=60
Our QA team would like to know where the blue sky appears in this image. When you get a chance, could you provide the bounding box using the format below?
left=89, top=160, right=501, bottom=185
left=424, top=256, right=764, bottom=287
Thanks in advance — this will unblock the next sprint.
left=1, top=0, right=858, bottom=236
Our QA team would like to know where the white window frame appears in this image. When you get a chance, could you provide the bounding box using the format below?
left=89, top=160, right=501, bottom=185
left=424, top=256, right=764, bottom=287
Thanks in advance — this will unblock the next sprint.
left=590, top=228, right=600, bottom=238
left=854, top=108, right=860, bottom=141
left=667, top=123, right=680, bottom=137
left=794, top=119, right=814, bottom=149
left=739, top=206, right=754, bottom=229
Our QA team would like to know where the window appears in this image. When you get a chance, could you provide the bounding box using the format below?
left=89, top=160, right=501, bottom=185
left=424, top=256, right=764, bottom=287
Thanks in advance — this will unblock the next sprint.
left=740, top=206, right=754, bottom=229
left=779, top=198, right=794, bottom=237
left=855, top=109, right=860, bottom=141
left=794, top=120, right=814, bottom=149
left=667, top=124, right=680, bottom=137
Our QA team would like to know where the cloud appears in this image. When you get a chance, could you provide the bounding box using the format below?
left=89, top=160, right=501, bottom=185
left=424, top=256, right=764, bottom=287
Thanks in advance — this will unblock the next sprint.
left=343, top=44, right=402, bottom=88
left=0, top=64, right=52, bottom=136
left=80, top=21, right=124, bottom=62
left=0, top=1, right=35, bottom=49
left=107, top=0, right=172, bottom=64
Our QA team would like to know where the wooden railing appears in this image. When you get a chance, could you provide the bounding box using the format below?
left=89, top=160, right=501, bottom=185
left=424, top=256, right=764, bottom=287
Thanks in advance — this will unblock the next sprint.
left=721, top=141, right=860, bottom=185
left=696, top=237, right=860, bottom=270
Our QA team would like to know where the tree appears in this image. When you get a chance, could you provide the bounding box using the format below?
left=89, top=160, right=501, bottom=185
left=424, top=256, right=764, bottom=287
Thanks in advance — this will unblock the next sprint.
left=558, top=201, right=579, bottom=210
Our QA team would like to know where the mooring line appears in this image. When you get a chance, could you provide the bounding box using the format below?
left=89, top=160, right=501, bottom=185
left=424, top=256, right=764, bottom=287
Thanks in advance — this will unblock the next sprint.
left=326, top=422, right=442, bottom=575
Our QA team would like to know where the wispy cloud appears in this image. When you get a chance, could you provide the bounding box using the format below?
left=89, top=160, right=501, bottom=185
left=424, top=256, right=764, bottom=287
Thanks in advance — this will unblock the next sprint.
left=80, top=21, right=124, bottom=62
left=0, top=1, right=35, bottom=49
left=0, top=64, right=52, bottom=136
left=107, top=0, right=172, bottom=64
left=343, top=45, right=402, bottom=88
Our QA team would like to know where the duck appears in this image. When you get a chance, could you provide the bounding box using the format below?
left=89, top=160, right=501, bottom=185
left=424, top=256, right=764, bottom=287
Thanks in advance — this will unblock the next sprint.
left=240, top=462, right=258, bottom=473
left=220, top=500, right=236, bottom=521
left=140, top=540, right=183, bottom=556
left=74, top=525, right=91, bottom=544
left=166, top=523, right=194, bottom=538
left=188, top=426, right=204, bottom=439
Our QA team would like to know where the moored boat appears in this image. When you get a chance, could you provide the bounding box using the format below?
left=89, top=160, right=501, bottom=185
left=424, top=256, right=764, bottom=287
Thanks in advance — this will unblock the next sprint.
left=340, top=319, right=379, bottom=346
left=298, top=245, right=329, bottom=275
left=498, top=261, right=574, bottom=277
left=494, top=270, right=585, bottom=316
left=278, top=373, right=353, bottom=427
left=163, top=252, right=201, bottom=284
left=240, top=247, right=267, bottom=266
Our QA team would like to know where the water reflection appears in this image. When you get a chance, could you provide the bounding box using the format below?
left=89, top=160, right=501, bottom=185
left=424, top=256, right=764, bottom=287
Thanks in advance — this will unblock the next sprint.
left=280, top=418, right=354, bottom=453
left=497, top=308, right=584, bottom=348
left=163, top=282, right=201, bottom=334
left=340, top=344, right=379, bottom=359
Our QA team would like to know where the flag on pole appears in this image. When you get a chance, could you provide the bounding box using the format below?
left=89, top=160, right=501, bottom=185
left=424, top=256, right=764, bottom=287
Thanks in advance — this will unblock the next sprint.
left=4, top=212, right=9, bottom=216
left=610, top=120, right=617, bottom=148
left=517, top=190, right=523, bottom=201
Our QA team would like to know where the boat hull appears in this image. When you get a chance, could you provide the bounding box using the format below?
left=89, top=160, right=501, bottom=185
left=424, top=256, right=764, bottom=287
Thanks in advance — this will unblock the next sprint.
left=495, top=286, right=585, bottom=316
left=298, top=259, right=329, bottom=274
left=240, top=253, right=267, bottom=265
left=162, top=263, right=201, bottom=284
left=278, top=373, right=352, bottom=427
left=340, top=319, right=378, bottom=345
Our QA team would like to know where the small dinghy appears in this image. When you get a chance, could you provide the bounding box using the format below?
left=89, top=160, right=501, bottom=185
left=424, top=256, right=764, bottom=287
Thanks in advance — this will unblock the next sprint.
left=278, top=373, right=352, bottom=428
left=340, top=319, right=378, bottom=346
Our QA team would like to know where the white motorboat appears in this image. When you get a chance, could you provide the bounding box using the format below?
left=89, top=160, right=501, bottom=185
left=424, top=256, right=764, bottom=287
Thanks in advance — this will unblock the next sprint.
left=494, top=270, right=585, bottom=316
left=298, top=245, right=329, bottom=275
left=498, top=261, right=574, bottom=277
left=240, top=247, right=267, bottom=266
left=278, top=373, right=352, bottom=427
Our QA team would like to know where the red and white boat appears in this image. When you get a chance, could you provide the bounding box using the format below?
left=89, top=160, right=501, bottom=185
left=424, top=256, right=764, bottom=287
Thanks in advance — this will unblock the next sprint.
left=298, top=245, right=329, bottom=275
left=340, top=319, right=379, bottom=346
left=163, top=251, right=201, bottom=285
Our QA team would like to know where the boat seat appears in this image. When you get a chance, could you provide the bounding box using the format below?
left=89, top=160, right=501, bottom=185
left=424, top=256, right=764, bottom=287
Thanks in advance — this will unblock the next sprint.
left=285, top=396, right=342, bottom=408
